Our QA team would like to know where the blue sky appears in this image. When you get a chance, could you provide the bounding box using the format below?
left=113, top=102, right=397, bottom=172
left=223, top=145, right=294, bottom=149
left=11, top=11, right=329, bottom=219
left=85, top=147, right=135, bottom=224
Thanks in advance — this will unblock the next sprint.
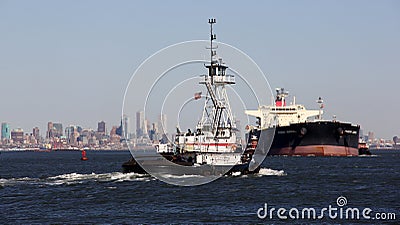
left=0, top=0, right=399, bottom=138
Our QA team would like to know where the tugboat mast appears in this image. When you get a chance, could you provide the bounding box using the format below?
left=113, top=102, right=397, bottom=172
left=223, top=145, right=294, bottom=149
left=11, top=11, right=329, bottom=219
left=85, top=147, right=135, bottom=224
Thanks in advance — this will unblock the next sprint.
left=209, top=18, right=216, bottom=82
left=198, top=18, right=236, bottom=137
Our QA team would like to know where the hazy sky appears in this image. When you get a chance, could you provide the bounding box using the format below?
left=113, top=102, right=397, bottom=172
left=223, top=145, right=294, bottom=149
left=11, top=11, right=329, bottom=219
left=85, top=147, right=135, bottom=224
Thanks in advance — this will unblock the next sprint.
left=1, top=0, right=399, bottom=138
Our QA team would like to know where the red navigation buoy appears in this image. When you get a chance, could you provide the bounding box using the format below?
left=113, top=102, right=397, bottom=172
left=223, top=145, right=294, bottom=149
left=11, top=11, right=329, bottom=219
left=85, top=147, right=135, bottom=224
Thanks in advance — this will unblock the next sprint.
left=81, top=150, right=88, bottom=161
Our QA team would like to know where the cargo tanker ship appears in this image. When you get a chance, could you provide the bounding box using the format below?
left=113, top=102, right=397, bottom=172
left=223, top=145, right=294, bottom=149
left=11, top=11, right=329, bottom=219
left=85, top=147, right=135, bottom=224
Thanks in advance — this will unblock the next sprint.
left=245, top=88, right=360, bottom=156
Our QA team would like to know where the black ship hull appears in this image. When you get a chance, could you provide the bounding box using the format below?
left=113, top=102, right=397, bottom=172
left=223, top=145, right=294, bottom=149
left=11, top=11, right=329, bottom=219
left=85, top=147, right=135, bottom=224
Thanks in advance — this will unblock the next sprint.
left=257, top=121, right=360, bottom=156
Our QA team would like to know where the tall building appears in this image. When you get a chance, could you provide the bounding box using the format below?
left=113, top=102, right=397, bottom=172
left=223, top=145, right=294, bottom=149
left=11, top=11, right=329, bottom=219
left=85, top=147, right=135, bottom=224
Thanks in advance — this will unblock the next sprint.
left=97, top=121, right=106, bottom=134
left=150, top=123, right=157, bottom=141
left=123, top=115, right=130, bottom=140
left=110, top=126, right=117, bottom=135
left=33, top=127, right=40, bottom=141
left=76, top=126, right=83, bottom=134
left=158, top=114, right=167, bottom=135
left=53, top=123, right=63, bottom=137
left=116, top=119, right=123, bottom=136
left=80, top=129, right=95, bottom=145
left=65, top=125, right=80, bottom=145
left=11, top=128, right=24, bottom=143
left=368, top=131, right=375, bottom=142
left=47, top=122, right=54, bottom=139
left=110, top=126, right=121, bottom=143
left=1, top=122, right=11, bottom=140
left=136, top=111, right=144, bottom=138
left=144, top=119, right=150, bottom=139
left=65, top=126, right=73, bottom=144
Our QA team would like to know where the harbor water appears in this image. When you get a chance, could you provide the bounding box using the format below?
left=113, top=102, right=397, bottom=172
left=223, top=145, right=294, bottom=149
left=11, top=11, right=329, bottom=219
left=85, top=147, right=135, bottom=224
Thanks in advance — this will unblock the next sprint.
left=1, top=150, right=399, bottom=224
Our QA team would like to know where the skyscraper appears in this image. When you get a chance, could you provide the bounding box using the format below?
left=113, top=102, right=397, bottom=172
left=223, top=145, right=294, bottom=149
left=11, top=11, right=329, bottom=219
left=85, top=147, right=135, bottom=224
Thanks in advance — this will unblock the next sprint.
left=116, top=119, right=123, bottom=136
left=97, top=121, right=106, bottom=134
left=76, top=126, right=83, bottom=134
left=33, top=127, right=40, bottom=141
left=123, top=115, right=130, bottom=140
left=144, top=119, right=150, bottom=139
left=368, top=131, right=375, bottom=143
left=110, top=126, right=121, bottom=143
left=11, top=128, right=24, bottom=143
left=47, top=122, right=53, bottom=139
left=65, top=125, right=79, bottom=145
left=136, top=111, right=144, bottom=138
left=53, top=123, right=63, bottom=137
left=158, top=114, right=167, bottom=135
left=1, top=122, right=11, bottom=140
left=65, top=126, right=74, bottom=144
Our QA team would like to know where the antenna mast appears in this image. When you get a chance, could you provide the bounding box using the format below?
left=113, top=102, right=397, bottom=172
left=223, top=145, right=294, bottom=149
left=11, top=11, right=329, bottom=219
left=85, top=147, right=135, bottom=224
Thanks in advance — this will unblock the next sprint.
left=198, top=18, right=236, bottom=137
left=208, top=18, right=216, bottom=84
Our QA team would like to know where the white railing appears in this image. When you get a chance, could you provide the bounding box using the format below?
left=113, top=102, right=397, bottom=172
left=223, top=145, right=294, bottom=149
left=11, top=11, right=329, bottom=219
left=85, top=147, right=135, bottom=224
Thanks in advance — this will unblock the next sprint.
left=213, top=75, right=235, bottom=84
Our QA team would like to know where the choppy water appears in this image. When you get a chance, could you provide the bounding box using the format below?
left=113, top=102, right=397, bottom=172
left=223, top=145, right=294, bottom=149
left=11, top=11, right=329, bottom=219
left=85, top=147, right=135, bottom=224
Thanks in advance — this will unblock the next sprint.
left=0, top=150, right=399, bottom=224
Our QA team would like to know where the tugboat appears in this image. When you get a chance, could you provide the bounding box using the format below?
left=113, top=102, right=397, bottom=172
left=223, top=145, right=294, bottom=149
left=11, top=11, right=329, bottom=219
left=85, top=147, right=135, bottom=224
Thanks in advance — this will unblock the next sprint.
left=358, top=141, right=371, bottom=155
left=245, top=88, right=360, bottom=156
left=123, top=18, right=259, bottom=175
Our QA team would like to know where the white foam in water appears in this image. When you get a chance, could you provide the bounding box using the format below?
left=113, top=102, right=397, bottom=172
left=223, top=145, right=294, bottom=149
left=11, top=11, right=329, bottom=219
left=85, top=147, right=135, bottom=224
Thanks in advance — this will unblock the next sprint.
left=0, top=172, right=151, bottom=186
left=161, top=174, right=206, bottom=179
left=109, top=172, right=152, bottom=182
left=0, top=178, right=8, bottom=185
left=0, top=169, right=287, bottom=186
left=0, top=177, right=38, bottom=186
left=231, top=171, right=241, bottom=176
left=258, top=168, right=287, bottom=176
left=358, top=154, right=378, bottom=157
left=48, top=172, right=96, bottom=181
left=47, top=172, right=151, bottom=184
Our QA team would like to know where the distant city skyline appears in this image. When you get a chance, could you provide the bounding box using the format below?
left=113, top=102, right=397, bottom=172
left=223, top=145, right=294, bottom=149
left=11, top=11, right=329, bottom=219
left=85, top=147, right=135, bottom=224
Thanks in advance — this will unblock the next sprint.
left=0, top=116, right=395, bottom=149
left=1, top=1, right=399, bottom=138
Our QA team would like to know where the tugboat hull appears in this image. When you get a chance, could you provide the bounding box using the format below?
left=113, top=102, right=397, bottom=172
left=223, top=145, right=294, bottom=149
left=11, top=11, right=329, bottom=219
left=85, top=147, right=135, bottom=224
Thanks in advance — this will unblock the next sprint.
left=122, top=155, right=260, bottom=175
left=121, top=157, right=147, bottom=174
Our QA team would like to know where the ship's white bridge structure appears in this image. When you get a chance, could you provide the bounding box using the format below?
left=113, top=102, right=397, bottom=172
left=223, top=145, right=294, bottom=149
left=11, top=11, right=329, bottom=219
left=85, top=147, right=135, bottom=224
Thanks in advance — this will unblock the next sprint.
left=245, top=88, right=323, bottom=129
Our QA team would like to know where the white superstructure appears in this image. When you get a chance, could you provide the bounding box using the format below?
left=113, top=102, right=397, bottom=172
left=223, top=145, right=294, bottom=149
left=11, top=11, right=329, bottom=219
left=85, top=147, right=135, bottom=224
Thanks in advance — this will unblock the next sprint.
left=245, top=88, right=323, bottom=129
